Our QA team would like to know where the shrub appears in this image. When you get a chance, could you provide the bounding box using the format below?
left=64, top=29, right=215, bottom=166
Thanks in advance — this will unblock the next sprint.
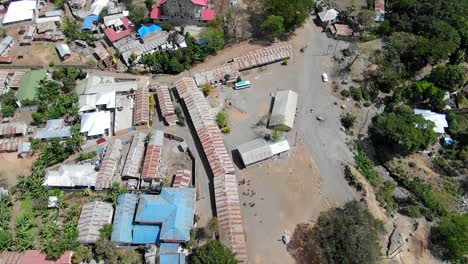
left=355, top=151, right=382, bottom=186
left=363, top=101, right=372, bottom=107
left=282, top=59, right=289, bottom=65
left=271, top=128, right=283, bottom=142
left=216, top=111, right=229, bottom=128
left=430, top=213, right=468, bottom=262
left=221, top=127, right=232, bottom=134
left=340, top=113, right=357, bottom=130
left=401, top=205, right=423, bottom=218
left=340, top=89, right=350, bottom=98
left=408, top=161, right=416, bottom=168
left=76, top=151, right=97, bottom=162
left=202, top=84, right=213, bottom=96
left=344, top=165, right=363, bottom=191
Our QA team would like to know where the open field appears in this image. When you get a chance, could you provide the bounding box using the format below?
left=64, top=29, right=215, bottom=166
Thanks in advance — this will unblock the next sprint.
left=0, top=153, right=36, bottom=186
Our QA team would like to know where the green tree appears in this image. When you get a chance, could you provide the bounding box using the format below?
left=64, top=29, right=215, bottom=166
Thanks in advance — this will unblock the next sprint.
left=216, top=111, right=229, bottom=128
left=264, top=0, right=314, bottom=31
left=370, top=105, right=438, bottom=154
left=261, top=15, right=285, bottom=38
left=1, top=90, right=17, bottom=117
left=129, top=3, right=148, bottom=26
left=55, top=0, right=65, bottom=9
left=72, top=245, right=93, bottom=264
left=99, top=224, right=113, bottom=240
left=427, top=65, right=465, bottom=92
left=202, top=84, right=213, bottom=96
left=430, top=213, right=468, bottom=262
left=200, top=27, right=225, bottom=54
left=106, top=183, right=127, bottom=204
left=340, top=113, right=357, bottom=130
left=168, top=57, right=185, bottom=73
left=190, top=240, right=239, bottom=264
left=309, top=201, right=384, bottom=264
left=395, top=81, right=446, bottom=111
left=0, top=230, right=12, bottom=251
left=144, top=0, right=154, bottom=11
left=99, top=7, right=108, bottom=17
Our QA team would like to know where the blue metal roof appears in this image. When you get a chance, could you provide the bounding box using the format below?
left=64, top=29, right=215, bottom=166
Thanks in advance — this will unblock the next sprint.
left=160, top=254, right=186, bottom=264
left=111, top=193, right=138, bottom=244
left=83, top=15, right=100, bottom=30
left=160, top=243, right=180, bottom=255
left=138, top=24, right=162, bottom=38
left=135, top=188, right=196, bottom=242
left=45, top=9, right=63, bottom=17
left=132, top=224, right=161, bottom=244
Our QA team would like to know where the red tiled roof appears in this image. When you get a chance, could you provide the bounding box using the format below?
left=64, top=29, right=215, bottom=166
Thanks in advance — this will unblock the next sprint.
left=150, top=7, right=161, bottom=19
left=201, top=9, right=215, bottom=21
left=104, top=17, right=135, bottom=42
left=158, top=0, right=167, bottom=4
left=134, top=87, right=150, bottom=126
left=192, top=0, right=208, bottom=6
left=233, top=43, right=293, bottom=71
left=1, top=250, right=74, bottom=264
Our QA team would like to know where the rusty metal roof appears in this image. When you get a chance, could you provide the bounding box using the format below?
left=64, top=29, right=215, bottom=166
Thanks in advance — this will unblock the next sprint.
left=0, top=138, right=19, bottom=152
left=77, top=201, right=114, bottom=244
left=234, top=43, right=293, bottom=71
left=141, top=130, right=164, bottom=180
left=193, top=62, right=240, bottom=87
left=95, top=139, right=123, bottom=190
left=134, top=87, right=150, bottom=126
left=121, top=133, right=146, bottom=179
left=0, top=121, right=28, bottom=137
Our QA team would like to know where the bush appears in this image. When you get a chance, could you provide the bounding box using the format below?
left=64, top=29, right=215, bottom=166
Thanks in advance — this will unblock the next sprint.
left=430, top=213, right=468, bottom=262
left=340, top=113, right=357, bottom=130
left=340, top=89, right=350, bottom=98
left=216, top=111, right=229, bottom=128
left=271, top=128, right=283, bottom=142
left=0, top=230, right=12, bottom=251
left=363, top=101, right=372, bottom=107
left=202, top=84, right=213, bottom=96
left=221, top=127, right=232, bottom=134
left=76, top=151, right=97, bottom=162
left=282, top=58, right=289, bottom=65
left=401, top=205, right=423, bottom=218
left=355, top=151, right=382, bottom=186
left=344, top=165, right=363, bottom=191
left=189, top=240, right=238, bottom=264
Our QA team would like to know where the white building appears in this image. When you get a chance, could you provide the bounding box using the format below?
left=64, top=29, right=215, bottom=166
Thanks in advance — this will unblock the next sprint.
left=269, top=90, right=298, bottom=131
left=236, top=138, right=290, bottom=167
left=43, top=164, right=98, bottom=188
left=3, top=1, right=37, bottom=25
left=80, top=111, right=112, bottom=137
left=79, top=91, right=116, bottom=112
left=414, top=109, right=448, bottom=134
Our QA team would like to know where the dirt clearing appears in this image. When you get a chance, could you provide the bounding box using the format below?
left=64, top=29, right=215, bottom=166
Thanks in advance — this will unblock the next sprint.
left=0, top=153, right=35, bottom=186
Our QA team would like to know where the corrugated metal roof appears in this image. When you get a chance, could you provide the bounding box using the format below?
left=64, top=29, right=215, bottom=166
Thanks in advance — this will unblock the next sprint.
left=176, top=77, right=247, bottom=262
left=0, top=36, right=14, bottom=55
left=233, top=43, right=293, bottom=71
left=134, top=87, right=150, bottom=126
left=6, top=250, right=73, bottom=264
left=132, top=224, right=161, bottom=244
left=0, top=138, right=19, bottom=152
left=193, top=62, right=239, bottom=87
left=173, top=169, right=191, bottom=188
left=77, top=201, right=114, bottom=244
left=159, top=243, right=179, bottom=254
left=35, top=119, right=72, bottom=139
left=43, top=164, right=98, bottom=188
left=237, top=138, right=290, bottom=166
left=121, top=133, right=146, bottom=179
left=111, top=193, right=138, bottom=244
left=269, top=90, right=298, bottom=130
left=156, top=86, right=178, bottom=125
left=141, top=130, right=164, bottom=180
left=8, top=71, right=25, bottom=88
left=160, top=254, right=185, bottom=264
left=95, top=139, right=123, bottom=190
left=0, top=122, right=28, bottom=137
left=56, top=44, right=71, bottom=58
left=135, top=188, right=196, bottom=242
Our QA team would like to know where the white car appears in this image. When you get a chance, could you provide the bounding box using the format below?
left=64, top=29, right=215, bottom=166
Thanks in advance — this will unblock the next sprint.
left=322, top=73, right=329, bottom=82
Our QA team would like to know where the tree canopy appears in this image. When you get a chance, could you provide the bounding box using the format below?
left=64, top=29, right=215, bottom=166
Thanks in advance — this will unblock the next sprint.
left=430, top=213, right=468, bottom=263
left=200, top=27, right=225, bottom=54
left=427, top=65, right=465, bottom=92
left=264, top=0, right=314, bottom=31
left=261, top=15, right=285, bottom=39
left=370, top=105, right=438, bottom=155
left=189, top=240, right=239, bottom=264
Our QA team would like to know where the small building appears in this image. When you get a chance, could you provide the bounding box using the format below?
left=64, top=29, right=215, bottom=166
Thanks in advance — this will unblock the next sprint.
left=233, top=43, right=293, bottom=71
left=121, top=133, right=146, bottom=180
left=2, top=0, right=37, bottom=25
left=16, top=70, right=47, bottom=102
left=83, top=15, right=100, bottom=32
left=56, top=44, right=72, bottom=60
left=0, top=138, right=19, bottom=152
left=156, top=0, right=213, bottom=25
left=34, top=119, right=72, bottom=140
left=328, top=24, right=358, bottom=40
left=111, top=188, right=196, bottom=245
left=375, top=0, right=385, bottom=21
left=269, top=90, right=298, bottom=131
left=48, top=196, right=58, bottom=208
left=84, top=73, right=138, bottom=94
left=134, top=87, right=150, bottom=127
left=156, top=86, right=178, bottom=126
left=200, top=9, right=215, bottom=21
left=0, top=36, right=15, bottom=56
left=80, top=111, right=112, bottom=137
left=138, top=24, right=162, bottom=39
left=45, top=9, right=63, bottom=17
left=114, top=95, right=134, bottom=134
left=160, top=243, right=186, bottom=264
left=141, top=130, right=164, bottom=182
left=95, top=139, right=123, bottom=190
left=90, top=0, right=109, bottom=16
left=77, top=201, right=114, bottom=244
left=414, top=109, right=448, bottom=134
left=317, top=8, right=339, bottom=27
left=79, top=91, right=116, bottom=113
left=0, top=122, right=28, bottom=138
left=17, top=141, right=31, bottom=158
left=193, top=62, right=240, bottom=87
left=236, top=138, right=290, bottom=167
left=0, top=250, right=73, bottom=264
left=43, top=164, right=98, bottom=188
left=94, top=41, right=116, bottom=70
left=173, top=169, right=191, bottom=188
left=104, top=17, right=135, bottom=43
left=150, top=8, right=162, bottom=20
left=7, top=71, right=26, bottom=89
left=0, top=56, right=12, bottom=64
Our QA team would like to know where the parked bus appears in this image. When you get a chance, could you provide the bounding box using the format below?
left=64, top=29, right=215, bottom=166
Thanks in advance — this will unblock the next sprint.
left=234, top=80, right=251, bottom=90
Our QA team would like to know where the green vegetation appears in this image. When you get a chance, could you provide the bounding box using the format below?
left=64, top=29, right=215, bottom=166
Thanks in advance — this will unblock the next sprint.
left=427, top=65, right=465, bottom=92
left=62, top=16, right=96, bottom=42
left=216, top=111, right=231, bottom=133
left=129, top=3, right=148, bottom=27
left=0, top=194, right=12, bottom=230
left=105, top=183, right=127, bottom=205
left=394, top=81, right=446, bottom=112
left=263, top=0, right=314, bottom=32
left=340, top=113, right=357, bottom=130
left=400, top=205, right=423, bottom=218
left=430, top=213, right=468, bottom=263
left=200, top=27, right=225, bottom=54
left=144, top=0, right=154, bottom=11
left=261, top=15, right=285, bottom=39
left=71, top=245, right=93, bottom=264
left=174, top=106, right=186, bottom=126
left=17, top=70, right=47, bottom=102
left=190, top=240, right=239, bottom=264
left=0, top=230, right=13, bottom=251
left=76, top=151, right=97, bottom=162
left=344, top=165, right=363, bottom=191
left=51, top=67, right=85, bottom=93
left=305, top=201, right=384, bottom=264
left=271, top=128, right=283, bottom=142
left=95, top=238, right=143, bottom=264
left=202, top=84, right=213, bottom=96
left=370, top=105, right=437, bottom=155
left=99, top=224, right=113, bottom=240
left=1, top=90, right=17, bottom=117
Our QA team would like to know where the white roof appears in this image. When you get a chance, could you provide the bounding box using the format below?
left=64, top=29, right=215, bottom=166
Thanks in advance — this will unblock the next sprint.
left=79, top=91, right=116, bottom=112
left=3, top=1, right=36, bottom=24
left=80, top=111, right=111, bottom=136
left=269, top=90, right=298, bottom=129
left=90, top=0, right=109, bottom=15
left=414, top=109, right=448, bottom=134
left=43, top=164, right=98, bottom=187
left=318, top=9, right=339, bottom=22
left=237, top=138, right=290, bottom=166
left=56, top=44, right=71, bottom=57
left=103, top=13, right=125, bottom=27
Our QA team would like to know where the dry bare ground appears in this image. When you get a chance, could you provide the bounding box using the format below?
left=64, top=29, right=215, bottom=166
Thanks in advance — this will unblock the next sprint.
left=0, top=153, right=36, bottom=186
